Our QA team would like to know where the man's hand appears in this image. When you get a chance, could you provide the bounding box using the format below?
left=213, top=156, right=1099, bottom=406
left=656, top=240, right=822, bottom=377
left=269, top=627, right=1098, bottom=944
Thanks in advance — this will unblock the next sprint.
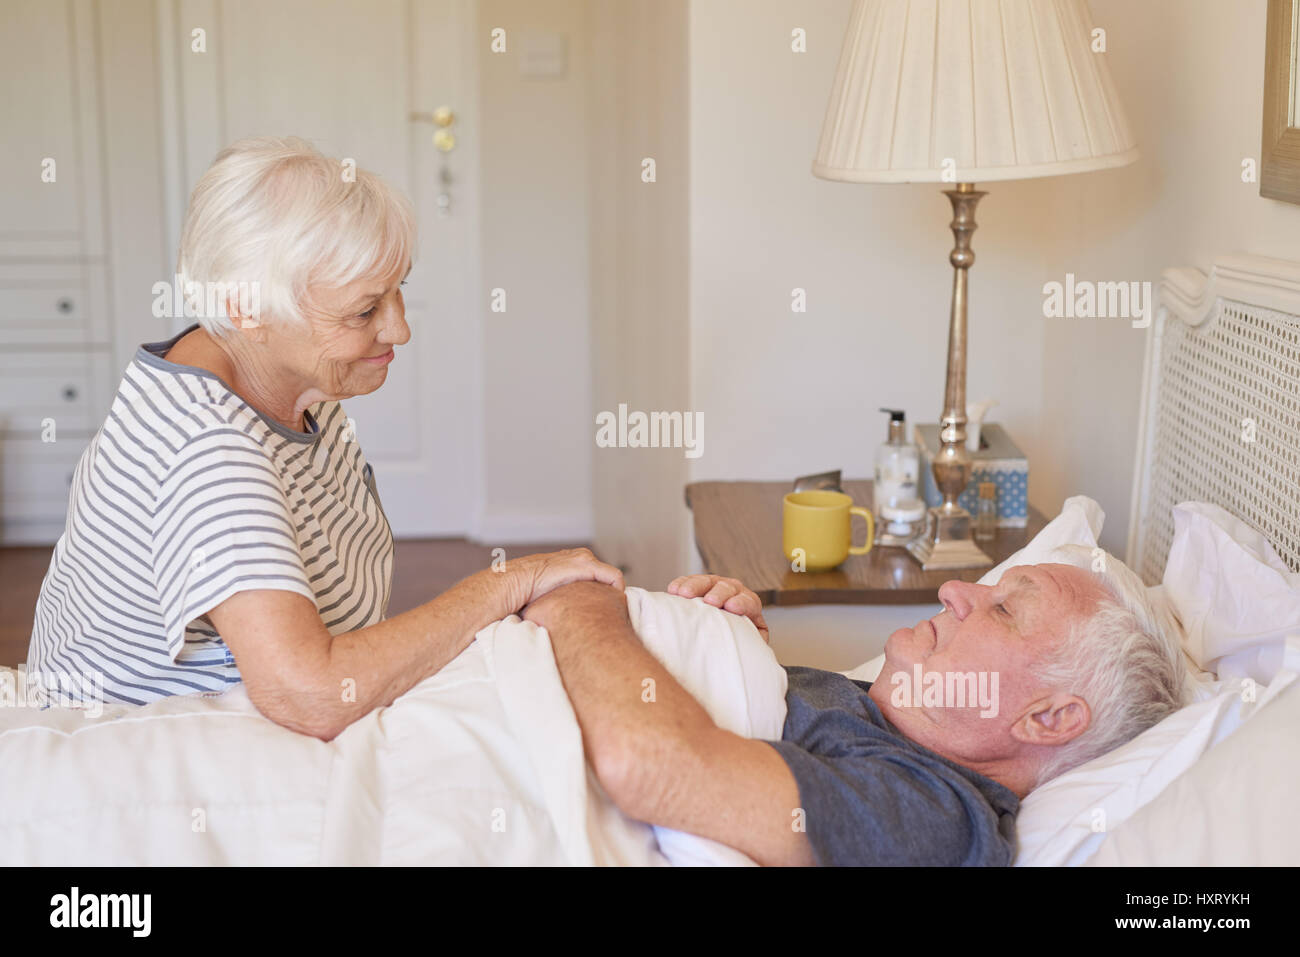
left=521, top=577, right=628, bottom=633
left=502, top=547, right=624, bottom=615
left=666, top=574, right=769, bottom=643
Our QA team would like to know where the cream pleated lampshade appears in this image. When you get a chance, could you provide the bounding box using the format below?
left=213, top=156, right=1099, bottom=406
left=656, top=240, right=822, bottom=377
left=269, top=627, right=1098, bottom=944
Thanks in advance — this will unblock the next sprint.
left=812, top=0, right=1139, bottom=183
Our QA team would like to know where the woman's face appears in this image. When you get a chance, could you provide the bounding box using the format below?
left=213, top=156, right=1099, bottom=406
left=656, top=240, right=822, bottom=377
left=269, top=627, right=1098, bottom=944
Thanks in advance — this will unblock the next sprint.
left=273, top=261, right=412, bottom=401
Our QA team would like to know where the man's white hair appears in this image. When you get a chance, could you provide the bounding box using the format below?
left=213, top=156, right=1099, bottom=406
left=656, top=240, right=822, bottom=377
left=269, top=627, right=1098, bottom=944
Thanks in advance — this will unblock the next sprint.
left=1029, top=545, right=1187, bottom=788
left=176, top=135, right=416, bottom=338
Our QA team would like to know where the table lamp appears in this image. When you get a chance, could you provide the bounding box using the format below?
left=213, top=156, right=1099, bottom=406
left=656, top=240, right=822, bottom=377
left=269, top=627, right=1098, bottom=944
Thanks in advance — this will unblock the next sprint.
left=812, top=0, right=1139, bottom=569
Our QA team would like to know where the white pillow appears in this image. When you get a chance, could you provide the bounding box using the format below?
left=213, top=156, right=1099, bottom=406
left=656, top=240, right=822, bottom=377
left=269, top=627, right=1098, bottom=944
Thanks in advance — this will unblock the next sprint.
left=976, top=494, right=1105, bottom=586
left=1162, top=501, right=1300, bottom=686
left=1015, top=636, right=1300, bottom=866
left=1084, top=662, right=1300, bottom=866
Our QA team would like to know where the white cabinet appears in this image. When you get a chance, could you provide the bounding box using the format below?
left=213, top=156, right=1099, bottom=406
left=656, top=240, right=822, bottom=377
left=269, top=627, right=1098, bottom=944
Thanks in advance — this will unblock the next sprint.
left=1, top=436, right=92, bottom=544
left=0, top=348, right=113, bottom=434
left=0, top=0, right=114, bottom=544
left=0, top=262, right=111, bottom=346
left=0, top=0, right=106, bottom=260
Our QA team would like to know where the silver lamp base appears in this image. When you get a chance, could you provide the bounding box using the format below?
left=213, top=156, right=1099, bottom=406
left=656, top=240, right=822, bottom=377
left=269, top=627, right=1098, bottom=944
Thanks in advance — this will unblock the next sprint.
left=906, top=505, right=993, bottom=570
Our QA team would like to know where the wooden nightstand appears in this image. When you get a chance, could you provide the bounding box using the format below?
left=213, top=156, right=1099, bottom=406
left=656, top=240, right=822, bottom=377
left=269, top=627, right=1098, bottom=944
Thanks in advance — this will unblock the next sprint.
left=685, top=478, right=1047, bottom=603
left=684, top=479, right=1048, bottom=670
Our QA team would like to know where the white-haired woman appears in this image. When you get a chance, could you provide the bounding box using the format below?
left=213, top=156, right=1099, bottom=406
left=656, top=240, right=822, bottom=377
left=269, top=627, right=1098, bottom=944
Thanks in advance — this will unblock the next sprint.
left=28, top=135, right=736, bottom=739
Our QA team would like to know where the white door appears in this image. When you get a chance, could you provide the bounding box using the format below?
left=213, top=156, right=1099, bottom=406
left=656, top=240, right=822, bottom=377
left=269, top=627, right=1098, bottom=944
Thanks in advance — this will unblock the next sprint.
left=159, top=0, right=483, bottom=536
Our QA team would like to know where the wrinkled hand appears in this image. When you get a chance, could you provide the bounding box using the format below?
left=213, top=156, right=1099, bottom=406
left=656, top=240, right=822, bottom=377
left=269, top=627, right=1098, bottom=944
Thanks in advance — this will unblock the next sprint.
left=666, top=574, right=769, bottom=643
left=503, top=547, right=624, bottom=614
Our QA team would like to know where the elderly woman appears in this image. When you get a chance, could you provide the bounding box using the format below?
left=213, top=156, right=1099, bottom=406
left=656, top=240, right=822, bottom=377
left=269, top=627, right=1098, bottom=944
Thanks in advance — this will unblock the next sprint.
left=28, top=135, right=766, bottom=738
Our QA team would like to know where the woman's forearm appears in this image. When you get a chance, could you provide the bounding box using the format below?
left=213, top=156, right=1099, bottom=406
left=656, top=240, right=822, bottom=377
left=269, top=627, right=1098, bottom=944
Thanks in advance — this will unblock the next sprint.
left=267, top=547, right=621, bottom=739
left=311, top=567, right=518, bottom=738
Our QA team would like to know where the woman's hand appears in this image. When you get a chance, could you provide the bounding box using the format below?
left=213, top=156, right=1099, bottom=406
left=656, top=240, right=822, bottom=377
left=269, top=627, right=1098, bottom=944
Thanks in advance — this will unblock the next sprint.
left=501, top=547, right=624, bottom=614
left=666, top=574, right=769, bottom=643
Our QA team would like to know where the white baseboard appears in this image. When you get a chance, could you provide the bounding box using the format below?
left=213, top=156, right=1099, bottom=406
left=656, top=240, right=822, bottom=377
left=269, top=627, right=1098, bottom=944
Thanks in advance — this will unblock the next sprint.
left=1, top=519, right=65, bottom=547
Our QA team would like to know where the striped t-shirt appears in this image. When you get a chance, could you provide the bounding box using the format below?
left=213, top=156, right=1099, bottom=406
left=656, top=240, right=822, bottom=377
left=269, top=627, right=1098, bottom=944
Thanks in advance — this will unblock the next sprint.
left=26, top=322, right=394, bottom=706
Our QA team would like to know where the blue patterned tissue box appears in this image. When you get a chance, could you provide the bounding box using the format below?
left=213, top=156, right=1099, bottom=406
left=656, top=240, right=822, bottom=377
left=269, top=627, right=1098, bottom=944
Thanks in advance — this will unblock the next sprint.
left=913, top=423, right=1028, bottom=527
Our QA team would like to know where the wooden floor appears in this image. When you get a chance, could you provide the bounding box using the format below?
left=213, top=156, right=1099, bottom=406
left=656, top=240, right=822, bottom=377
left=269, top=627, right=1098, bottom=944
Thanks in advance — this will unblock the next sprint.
left=0, top=538, right=584, bottom=668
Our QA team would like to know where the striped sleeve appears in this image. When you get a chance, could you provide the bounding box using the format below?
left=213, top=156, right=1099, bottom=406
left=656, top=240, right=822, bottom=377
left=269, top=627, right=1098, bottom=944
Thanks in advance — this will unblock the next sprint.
left=150, top=420, right=316, bottom=660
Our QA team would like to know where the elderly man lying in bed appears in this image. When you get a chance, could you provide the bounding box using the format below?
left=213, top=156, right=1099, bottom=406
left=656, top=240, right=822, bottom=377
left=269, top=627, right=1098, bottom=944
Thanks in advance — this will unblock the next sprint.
left=524, top=555, right=1186, bottom=867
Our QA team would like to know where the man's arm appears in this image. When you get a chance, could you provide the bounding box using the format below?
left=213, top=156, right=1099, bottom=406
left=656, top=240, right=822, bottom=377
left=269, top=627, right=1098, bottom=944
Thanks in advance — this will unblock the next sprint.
left=522, top=581, right=815, bottom=866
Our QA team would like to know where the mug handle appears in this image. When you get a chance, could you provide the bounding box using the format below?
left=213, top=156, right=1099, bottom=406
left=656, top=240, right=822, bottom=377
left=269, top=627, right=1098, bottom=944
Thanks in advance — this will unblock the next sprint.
left=848, top=507, right=875, bottom=555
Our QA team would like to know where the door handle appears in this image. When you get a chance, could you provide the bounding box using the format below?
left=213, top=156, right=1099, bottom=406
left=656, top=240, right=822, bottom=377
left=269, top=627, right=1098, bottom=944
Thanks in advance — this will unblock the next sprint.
left=410, top=106, right=458, bottom=216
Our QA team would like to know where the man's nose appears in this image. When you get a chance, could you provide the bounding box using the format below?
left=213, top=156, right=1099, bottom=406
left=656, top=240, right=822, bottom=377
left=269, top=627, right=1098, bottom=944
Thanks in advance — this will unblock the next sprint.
left=936, top=579, right=986, bottom=621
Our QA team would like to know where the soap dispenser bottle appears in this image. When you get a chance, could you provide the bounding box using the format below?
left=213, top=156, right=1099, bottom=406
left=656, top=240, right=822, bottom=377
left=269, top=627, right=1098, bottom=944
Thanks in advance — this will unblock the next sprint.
left=874, top=408, right=921, bottom=537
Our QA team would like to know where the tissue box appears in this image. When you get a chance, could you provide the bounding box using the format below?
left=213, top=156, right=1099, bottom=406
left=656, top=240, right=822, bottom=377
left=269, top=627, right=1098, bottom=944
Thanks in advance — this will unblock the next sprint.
left=913, top=423, right=1028, bottom=527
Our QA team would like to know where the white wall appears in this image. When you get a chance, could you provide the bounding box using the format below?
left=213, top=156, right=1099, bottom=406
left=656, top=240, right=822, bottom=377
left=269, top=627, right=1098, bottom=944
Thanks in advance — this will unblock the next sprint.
left=688, top=0, right=1056, bottom=540
left=1040, top=0, right=1300, bottom=557
left=683, top=0, right=1300, bottom=563
left=477, top=0, right=594, bottom=542
left=587, top=0, right=694, bottom=589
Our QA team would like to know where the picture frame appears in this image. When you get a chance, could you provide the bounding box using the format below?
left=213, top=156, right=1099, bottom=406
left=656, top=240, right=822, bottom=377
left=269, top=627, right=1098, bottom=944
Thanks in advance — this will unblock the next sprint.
left=1261, top=0, right=1300, bottom=203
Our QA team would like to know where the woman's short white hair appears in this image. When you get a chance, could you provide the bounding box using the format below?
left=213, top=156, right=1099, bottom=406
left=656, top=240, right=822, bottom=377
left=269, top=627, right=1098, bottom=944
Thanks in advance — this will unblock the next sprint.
left=176, top=135, right=416, bottom=339
left=1029, top=545, right=1188, bottom=788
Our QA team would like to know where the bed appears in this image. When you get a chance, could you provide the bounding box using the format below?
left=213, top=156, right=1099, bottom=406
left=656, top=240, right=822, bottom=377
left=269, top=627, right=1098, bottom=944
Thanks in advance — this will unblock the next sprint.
left=2, top=253, right=1299, bottom=866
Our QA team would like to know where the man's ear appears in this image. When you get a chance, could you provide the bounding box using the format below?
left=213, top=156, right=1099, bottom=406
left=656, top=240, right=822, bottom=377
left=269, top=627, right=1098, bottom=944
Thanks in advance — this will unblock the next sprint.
left=1010, top=693, right=1090, bottom=747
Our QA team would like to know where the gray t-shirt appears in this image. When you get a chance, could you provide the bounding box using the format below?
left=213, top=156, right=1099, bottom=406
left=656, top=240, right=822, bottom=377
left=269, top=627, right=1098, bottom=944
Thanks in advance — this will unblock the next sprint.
left=27, top=322, right=394, bottom=705
left=766, top=666, right=1019, bottom=866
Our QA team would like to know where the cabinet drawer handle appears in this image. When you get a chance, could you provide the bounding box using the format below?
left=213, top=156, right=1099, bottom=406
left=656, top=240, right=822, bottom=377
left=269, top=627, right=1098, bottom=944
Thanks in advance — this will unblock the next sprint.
left=57, top=297, right=75, bottom=314
left=62, top=385, right=78, bottom=401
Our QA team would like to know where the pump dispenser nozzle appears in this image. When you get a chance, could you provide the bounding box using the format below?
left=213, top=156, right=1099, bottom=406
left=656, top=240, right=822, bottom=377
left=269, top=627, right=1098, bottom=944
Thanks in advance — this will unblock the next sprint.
left=879, top=408, right=906, bottom=444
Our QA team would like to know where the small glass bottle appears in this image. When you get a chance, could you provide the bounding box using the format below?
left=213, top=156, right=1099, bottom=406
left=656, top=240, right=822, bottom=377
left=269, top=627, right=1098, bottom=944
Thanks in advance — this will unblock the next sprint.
left=975, top=482, right=998, bottom=541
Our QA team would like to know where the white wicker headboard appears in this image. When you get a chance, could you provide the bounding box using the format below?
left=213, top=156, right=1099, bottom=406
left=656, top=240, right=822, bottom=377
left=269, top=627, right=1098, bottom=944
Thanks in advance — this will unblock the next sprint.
left=1127, top=254, right=1300, bottom=585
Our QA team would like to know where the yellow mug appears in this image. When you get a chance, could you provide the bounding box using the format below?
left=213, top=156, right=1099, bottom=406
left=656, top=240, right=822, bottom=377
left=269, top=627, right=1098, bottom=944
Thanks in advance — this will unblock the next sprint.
left=782, top=490, right=875, bottom=571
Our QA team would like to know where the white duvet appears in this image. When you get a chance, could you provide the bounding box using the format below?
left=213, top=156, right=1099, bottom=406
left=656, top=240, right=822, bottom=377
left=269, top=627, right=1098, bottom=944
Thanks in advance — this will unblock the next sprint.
left=0, top=586, right=787, bottom=866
